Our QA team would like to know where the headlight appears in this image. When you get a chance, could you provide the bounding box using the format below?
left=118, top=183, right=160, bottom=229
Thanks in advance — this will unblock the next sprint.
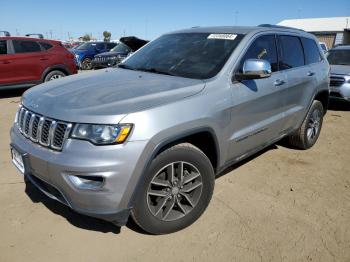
left=71, top=124, right=132, bottom=145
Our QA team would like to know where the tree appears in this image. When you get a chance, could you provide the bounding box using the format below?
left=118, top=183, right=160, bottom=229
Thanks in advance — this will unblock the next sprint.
left=103, top=31, right=111, bottom=42
left=82, top=34, right=91, bottom=41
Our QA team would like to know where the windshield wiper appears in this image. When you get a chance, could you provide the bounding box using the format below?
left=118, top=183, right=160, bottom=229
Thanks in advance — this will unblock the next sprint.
left=135, top=67, right=176, bottom=76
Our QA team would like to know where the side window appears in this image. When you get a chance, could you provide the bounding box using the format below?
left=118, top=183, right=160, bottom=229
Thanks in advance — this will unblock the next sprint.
left=40, top=42, right=53, bottom=50
left=0, top=40, right=7, bottom=55
left=240, top=35, right=278, bottom=72
left=13, top=40, right=41, bottom=53
left=301, top=37, right=322, bottom=64
left=278, top=36, right=304, bottom=70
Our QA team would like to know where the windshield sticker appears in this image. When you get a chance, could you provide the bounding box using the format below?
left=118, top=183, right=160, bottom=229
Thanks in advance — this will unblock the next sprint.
left=207, top=34, right=237, bottom=40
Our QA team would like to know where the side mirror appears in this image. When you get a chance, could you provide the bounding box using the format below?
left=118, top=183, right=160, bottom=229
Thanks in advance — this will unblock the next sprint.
left=235, top=59, right=272, bottom=80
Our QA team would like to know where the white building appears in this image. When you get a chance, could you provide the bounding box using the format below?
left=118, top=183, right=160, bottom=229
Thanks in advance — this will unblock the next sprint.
left=278, top=17, right=350, bottom=48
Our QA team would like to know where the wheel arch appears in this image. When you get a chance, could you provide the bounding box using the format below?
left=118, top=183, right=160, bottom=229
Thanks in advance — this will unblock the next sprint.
left=314, top=89, right=329, bottom=115
left=126, top=127, right=220, bottom=208
left=41, top=64, right=70, bottom=82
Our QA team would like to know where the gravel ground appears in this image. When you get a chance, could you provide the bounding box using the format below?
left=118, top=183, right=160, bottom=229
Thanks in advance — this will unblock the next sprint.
left=1, top=88, right=350, bottom=262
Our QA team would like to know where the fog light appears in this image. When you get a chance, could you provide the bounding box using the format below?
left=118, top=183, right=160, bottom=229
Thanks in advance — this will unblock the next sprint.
left=67, top=175, right=104, bottom=190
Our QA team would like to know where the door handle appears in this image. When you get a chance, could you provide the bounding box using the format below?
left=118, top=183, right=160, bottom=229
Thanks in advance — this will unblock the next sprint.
left=307, top=71, right=315, bottom=76
left=274, top=79, right=285, bottom=86
left=40, top=58, right=49, bottom=61
left=2, top=60, right=10, bottom=64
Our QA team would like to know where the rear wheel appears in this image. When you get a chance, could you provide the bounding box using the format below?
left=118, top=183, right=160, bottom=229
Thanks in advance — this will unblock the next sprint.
left=288, top=100, right=324, bottom=149
left=131, top=143, right=215, bottom=234
left=44, top=70, right=66, bottom=82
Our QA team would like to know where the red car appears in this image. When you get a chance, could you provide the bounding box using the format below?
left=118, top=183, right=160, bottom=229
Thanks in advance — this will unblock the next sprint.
left=0, top=36, right=77, bottom=89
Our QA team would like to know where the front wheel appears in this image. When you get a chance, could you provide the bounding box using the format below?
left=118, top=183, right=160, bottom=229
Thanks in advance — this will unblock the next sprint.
left=287, top=100, right=324, bottom=149
left=131, top=143, right=215, bottom=234
left=81, top=58, right=92, bottom=70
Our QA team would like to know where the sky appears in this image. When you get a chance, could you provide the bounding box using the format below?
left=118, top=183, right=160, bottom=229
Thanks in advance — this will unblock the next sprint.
left=1, top=0, right=349, bottom=41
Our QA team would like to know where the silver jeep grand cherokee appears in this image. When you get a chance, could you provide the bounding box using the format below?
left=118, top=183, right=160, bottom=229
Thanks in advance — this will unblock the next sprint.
left=10, top=25, right=330, bottom=234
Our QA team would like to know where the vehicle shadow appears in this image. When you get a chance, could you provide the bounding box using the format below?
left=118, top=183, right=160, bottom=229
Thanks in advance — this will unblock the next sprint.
left=24, top=180, right=122, bottom=234
left=328, top=99, right=350, bottom=111
left=0, top=88, right=28, bottom=99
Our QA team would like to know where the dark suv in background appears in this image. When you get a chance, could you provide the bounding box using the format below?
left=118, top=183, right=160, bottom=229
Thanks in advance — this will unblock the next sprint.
left=91, top=37, right=148, bottom=69
left=0, top=36, right=77, bottom=90
left=71, top=42, right=117, bottom=70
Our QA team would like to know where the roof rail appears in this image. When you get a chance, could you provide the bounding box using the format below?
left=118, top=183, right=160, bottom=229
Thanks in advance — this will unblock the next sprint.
left=0, top=31, right=11, bottom=36
left=25, top=33, right=44, bottom=39
left=258, top=24, right=305, bottom=32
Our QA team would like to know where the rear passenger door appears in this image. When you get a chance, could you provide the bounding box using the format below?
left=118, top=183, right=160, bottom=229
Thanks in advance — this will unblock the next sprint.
left=7, top=40, right=45, bottom=83
left=277, top=35, right=314, bottom=131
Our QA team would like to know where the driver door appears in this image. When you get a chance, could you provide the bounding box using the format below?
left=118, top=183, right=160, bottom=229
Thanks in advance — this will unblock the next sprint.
left=228, top=34, right=287, bottom=159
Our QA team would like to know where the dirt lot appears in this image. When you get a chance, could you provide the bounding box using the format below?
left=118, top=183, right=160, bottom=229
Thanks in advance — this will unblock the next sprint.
left=0, top=89, right=350, bottom=262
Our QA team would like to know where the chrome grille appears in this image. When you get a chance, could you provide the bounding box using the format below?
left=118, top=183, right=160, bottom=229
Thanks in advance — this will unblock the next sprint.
left=16, top=106, right=72, bottom=151
left=94, top=56, right=107, bottom=62
left=330, top=76, right=345, bottom=87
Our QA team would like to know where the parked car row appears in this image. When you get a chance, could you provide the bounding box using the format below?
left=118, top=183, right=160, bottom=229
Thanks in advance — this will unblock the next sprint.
left=0, top=32, right=148, bottom=89
left=70, top=36, right=148, bottom=70
left=91, top=37, right=148, bottom=69
left=71, top=41, right=117, bottom=70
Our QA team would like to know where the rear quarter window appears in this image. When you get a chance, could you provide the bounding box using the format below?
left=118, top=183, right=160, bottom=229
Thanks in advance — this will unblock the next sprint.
left=13, top=40, right=42, bottom=53
left=0, top=40, right=7, bottom=54
left=301, top=37, right=322, bottom=64
left=278, top=35, right=305, bottom=70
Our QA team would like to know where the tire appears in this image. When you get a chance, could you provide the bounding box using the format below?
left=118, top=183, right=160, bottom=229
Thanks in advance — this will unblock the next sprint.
left=131, top=143, right=215, bottom=234
left=44, top=70, right=66, bottom=82
left=81, top=58, right=92, bottom=70
left=288, top=100, right=324, bottom=149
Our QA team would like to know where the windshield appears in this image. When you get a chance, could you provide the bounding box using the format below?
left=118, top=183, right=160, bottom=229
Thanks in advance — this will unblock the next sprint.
left=327, top=49, right=350, bottom=66
left=120, top=33, right=244, bottom=79
left=110, top=43, right=132, bottom=53
left=76, top=42, right=94, bottom=50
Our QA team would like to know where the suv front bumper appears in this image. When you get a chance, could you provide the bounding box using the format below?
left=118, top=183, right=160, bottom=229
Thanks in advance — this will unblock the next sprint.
left=330, top=76, right=350, bottom=101
left=10, top=125, right=148, bottom=226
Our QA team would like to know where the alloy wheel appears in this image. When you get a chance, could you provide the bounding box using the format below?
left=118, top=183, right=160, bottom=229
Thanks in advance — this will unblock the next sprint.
left=49, top=74, right=63, bottom=81
left=307, top=108, right=321, bottom=141
left=146, top=161, right=203, bottom=222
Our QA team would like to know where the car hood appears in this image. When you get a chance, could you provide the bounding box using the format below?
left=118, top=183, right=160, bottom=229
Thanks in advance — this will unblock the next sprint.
left=330, top=65, right=350, bottom=76
left=95, top=51, right=126, bottom=58
left=22, top=68, right=205, bottom=124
